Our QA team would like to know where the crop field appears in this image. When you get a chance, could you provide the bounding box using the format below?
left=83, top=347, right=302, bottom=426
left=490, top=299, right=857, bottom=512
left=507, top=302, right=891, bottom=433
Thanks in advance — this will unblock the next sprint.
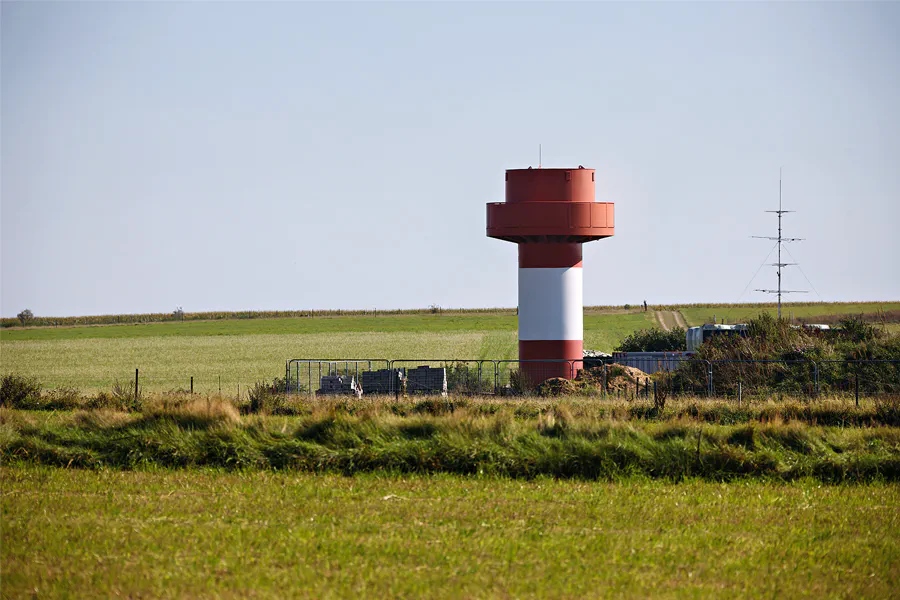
left=0, top=313, right=653, bottom=393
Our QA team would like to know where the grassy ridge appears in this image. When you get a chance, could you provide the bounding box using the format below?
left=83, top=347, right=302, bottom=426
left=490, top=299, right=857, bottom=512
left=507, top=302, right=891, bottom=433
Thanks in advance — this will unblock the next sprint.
left=3, top=466, right=896, bottom=599
left=4, top=401, right=899, bottom=482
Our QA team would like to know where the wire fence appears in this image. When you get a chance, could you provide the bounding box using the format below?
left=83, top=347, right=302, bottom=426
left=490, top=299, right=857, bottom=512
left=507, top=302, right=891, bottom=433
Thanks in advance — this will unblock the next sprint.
left=285, top=358, right=900, bottom=400
left=285, top=359, right=579, bottom=397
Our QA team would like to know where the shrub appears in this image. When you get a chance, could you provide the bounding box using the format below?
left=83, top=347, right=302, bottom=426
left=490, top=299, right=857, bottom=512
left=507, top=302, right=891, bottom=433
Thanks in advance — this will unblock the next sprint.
left=874, top=395, right=900, bottom=426
left=836, top=316, right=882, bottom=343
left=0, top=374, right=42, bottom=408
left=446, top=362, right=492, bottom=394
left=616, top=328, right=686, bottom=352
left=111, top=378, right=142, bottom=412
left=247, top=379, right=288, bottom=415
left=506, top=370, right=532, bottom=395
left=653, top=373, right=669, bottom=413
left=43, top=387, right=82, bottom=410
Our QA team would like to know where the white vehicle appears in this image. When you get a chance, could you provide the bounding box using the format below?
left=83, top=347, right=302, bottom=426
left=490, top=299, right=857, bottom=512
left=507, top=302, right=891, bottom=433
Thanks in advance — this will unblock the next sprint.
left=686, top=324, right=749, bottom=353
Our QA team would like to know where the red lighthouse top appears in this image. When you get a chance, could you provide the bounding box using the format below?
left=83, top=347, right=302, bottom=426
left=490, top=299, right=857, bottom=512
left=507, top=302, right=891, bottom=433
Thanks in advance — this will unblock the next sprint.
left=486, top=167, right=615, bottom=243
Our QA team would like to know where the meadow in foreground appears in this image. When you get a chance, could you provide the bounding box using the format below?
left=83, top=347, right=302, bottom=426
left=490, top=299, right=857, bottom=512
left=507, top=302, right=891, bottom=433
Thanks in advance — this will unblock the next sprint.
left=2, top=465, right=898, bottom=599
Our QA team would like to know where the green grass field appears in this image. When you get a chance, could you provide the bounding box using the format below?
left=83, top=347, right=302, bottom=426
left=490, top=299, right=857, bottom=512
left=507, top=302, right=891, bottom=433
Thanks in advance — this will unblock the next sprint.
left=678, top=302, right=900, bottom=327
left=3, top=302, right=898, bottom=393
left=3, top=302, right=899, bottom=598
left=3, top=465, right=897, bottom=599
left=0, top=313, right=654, bottom=393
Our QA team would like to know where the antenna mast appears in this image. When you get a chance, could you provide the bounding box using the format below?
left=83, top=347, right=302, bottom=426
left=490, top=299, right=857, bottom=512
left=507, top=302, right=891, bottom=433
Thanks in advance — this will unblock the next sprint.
left=752, top=169, right=806, bottom=319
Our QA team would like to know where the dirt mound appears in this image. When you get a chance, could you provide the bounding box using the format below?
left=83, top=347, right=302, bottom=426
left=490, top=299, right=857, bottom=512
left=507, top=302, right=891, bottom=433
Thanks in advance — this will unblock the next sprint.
left=536, top=364, right=653, bottom=397
left=537, top=378, right=579, bottom=396
left=578, top=364, right=652, bottom=392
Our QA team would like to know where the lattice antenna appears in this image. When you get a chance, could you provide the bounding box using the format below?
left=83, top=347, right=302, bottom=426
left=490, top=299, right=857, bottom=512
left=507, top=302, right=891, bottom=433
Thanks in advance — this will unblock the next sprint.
left=751, top=169, right=806, bottom=318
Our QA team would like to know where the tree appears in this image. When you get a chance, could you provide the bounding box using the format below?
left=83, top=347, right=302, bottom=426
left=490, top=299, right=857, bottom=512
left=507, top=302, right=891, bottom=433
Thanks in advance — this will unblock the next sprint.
left=16, top=309, right=34, bottom=326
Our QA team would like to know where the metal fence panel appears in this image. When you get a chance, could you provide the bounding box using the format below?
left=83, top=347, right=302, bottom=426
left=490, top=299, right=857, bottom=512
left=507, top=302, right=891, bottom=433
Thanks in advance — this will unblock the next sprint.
left=612, top=352, right=691, bottom=375
left=285, top=359, right=390, bottom=397
left=815, top=359, right=900, bottom=398
left=495, top=360, right=575, bottom=395
left=282, top=357, right=900, bottom=400
left=389, top=360, right=494, bottom=396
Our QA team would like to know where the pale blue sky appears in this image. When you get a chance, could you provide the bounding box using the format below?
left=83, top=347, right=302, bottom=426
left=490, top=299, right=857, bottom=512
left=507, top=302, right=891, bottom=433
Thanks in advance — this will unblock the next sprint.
left=2, top=1, right=898, bottom=317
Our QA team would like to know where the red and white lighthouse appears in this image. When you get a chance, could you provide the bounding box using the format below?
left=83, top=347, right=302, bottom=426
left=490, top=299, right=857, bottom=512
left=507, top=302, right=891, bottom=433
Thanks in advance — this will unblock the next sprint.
left=486, top=167, right=615, bottom=382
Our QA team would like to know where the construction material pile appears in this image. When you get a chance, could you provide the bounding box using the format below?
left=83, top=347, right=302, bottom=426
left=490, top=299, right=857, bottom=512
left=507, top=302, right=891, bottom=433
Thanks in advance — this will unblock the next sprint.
left=361, top=369, right=402, bottom=395
left=317, top=375, right=362, bottom=398
left=406, top=366, right=448, bottom=396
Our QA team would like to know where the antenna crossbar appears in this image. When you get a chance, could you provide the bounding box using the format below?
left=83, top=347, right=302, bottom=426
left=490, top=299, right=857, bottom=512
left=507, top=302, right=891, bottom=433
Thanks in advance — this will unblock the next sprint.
left=751, top=236, right=803, bottom=241
left=751, top=169, right=806, bottom=318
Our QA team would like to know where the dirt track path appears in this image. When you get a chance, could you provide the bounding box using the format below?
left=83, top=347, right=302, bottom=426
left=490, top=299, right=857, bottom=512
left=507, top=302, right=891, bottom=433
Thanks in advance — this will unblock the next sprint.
left=655, top=311, right=672, bottom=331
left=655, top=311, right=688, bottom=331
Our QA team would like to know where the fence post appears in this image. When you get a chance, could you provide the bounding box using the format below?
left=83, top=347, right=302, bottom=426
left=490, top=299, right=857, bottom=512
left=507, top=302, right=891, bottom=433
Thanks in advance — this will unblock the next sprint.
left=190, top=376, right=193, bottom=394
left=813, top=361, right=819, bottom=397
left=393, top=361, right=400, bottom=400
left=855, top=371, right=859, bottom=407
left=134, top=368, right=139, bottom=400
left=706, top=361, right=713, bottom=398
left=738, top=380, right=742, bottom=406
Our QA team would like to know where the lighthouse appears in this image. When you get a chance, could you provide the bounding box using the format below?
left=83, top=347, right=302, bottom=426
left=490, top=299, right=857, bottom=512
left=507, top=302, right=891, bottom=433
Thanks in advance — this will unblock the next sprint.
left=486, top=167, right=615, bottom=382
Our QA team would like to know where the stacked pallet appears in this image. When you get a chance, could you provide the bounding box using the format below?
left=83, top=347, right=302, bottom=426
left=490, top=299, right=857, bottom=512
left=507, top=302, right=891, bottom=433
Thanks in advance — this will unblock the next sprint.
left=317, top=375, right=362, bottom=398
left=406, top=366, right=448, bottom=396
left=361, top=369, right=401, bottom=395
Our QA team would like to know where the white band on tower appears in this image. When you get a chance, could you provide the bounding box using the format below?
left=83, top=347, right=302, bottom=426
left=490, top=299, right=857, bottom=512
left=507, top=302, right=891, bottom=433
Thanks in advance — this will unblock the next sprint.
left=518, top=267, right=583, bottom=342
